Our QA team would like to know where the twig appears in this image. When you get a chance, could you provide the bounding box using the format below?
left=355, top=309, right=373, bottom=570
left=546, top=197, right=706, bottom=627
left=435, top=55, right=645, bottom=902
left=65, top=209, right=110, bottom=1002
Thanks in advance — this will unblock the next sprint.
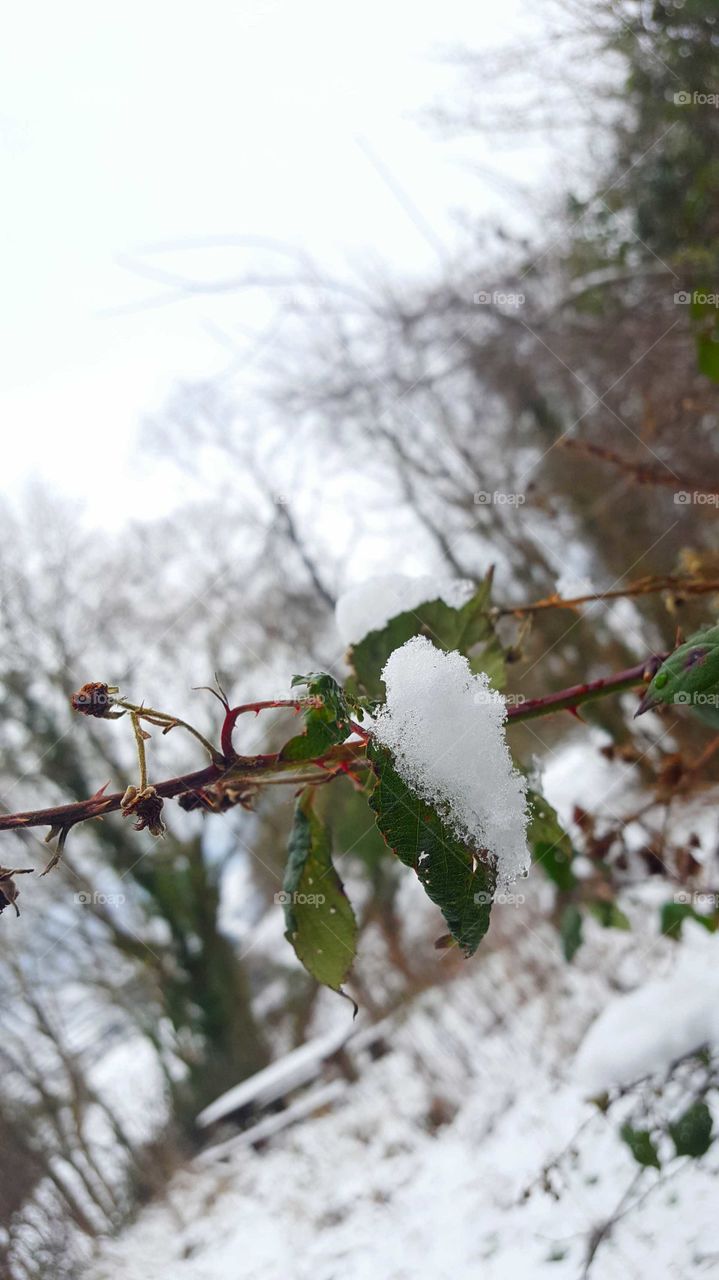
left=506, top=655, right=666, bottom=724
left=0, top=744, right=368, bottom=836
left=561, top=439, right=719, bottom=499
left=495, top=576, right=719, bottom=618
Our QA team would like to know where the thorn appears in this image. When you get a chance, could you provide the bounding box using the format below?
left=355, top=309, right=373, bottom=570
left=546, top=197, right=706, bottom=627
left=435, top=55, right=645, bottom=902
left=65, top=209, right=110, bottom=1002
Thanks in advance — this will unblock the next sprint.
left=566, top=705, right=585, bottom=721
left=634, top=690, right=657, bottom=718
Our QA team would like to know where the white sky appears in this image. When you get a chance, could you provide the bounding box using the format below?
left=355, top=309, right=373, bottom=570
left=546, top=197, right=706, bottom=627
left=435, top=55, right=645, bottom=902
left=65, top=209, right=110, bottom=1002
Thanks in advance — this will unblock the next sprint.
left=1, top=0, right=551, bottom=527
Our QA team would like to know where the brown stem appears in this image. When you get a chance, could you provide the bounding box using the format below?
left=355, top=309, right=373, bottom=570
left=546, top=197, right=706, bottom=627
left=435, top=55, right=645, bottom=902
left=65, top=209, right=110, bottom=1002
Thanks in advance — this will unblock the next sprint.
left=562, top=438, right=719, bottom=499
left=0, top=744, right=367, bottom=836
left=0, top=657, right=669, bottom=840
left=495, top=576, right=719, bottom=618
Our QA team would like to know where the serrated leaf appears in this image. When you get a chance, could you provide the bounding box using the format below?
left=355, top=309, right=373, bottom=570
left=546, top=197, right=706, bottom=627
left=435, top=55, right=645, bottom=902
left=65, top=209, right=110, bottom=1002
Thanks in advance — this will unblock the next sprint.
left=282, top=790, right=357, bottom=991
left=669, top=1101, right=713, bottom=1158
left=367, top=741, right=496, bottom=956
left=527, top=790, right=576, bottom=891
left=346, top=572, right=497, bottom=700
left=281, top=671, right=353, bottom=762
left=560, top=904, right=583, bottom=962
left=620, top=1123, right=661, bottom=1169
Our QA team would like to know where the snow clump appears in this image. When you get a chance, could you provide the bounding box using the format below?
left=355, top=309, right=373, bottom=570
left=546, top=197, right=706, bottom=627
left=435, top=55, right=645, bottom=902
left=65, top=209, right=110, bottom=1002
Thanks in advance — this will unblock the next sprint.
left=574, top=921, right=719, bottom=1095
left=335, top=574, right=475, bottom=647
left=373, top=635, right=530, bottom=887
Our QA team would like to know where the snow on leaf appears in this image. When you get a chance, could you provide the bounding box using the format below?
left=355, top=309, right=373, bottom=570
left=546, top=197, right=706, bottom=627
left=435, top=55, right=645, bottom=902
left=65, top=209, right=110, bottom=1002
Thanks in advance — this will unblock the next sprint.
left=339, top=571, right=498, bottom=700
left=371, top=636, right=529, bottom=887
left=282, top=790, right=357, bottom=993
left=335, top=574, right=476, bottom=647
left=368, top=741, right=496, bottom=956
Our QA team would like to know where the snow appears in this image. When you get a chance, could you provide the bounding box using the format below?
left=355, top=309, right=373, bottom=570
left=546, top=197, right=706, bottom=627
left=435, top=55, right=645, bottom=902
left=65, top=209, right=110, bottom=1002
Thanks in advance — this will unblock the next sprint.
left=197, top=1081, right=348, bottom=1163
left=574, top=921, right=719, bottom=1096
left=197, top=1021, right=352, bottom=1127
left=87, top=907, right=719, bottom=1280
left=373, top=636, right=529, bottom=886
left=335, top=574, right=474, bottom=647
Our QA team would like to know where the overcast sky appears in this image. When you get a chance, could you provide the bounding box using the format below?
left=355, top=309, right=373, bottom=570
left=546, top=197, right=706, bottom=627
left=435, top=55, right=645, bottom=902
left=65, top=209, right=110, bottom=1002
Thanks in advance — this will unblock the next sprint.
left=1, top=0, right=554, bottom=527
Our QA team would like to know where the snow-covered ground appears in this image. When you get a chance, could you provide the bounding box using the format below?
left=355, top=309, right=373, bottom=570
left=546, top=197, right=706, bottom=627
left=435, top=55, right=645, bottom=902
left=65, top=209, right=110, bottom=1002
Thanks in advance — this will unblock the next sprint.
left=87, top=907, right=719, bottom=1280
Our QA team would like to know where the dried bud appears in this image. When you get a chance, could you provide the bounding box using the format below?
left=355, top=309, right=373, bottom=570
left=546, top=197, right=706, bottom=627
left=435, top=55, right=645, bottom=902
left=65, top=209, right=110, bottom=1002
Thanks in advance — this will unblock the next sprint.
left=177, top=783, right=258, bottom=814
left=0, top=866, right=33, bottom=917
left=121, top=784, right=166, bottom=836
left=71, top=682, right=116, bottom=718
left=177, top=790, right=208, bottom=812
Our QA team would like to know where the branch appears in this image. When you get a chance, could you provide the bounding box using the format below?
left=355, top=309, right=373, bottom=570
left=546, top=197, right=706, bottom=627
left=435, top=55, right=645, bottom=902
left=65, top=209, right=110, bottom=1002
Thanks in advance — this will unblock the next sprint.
left=561, top=439, right=719, bottom=499
left=0, top=657, right=673, bottom=845
left=506, top=655, right=667, bottom=724
left=495, top=575, right=719, bottom=618
left=0, top=744, right=367, bottom=836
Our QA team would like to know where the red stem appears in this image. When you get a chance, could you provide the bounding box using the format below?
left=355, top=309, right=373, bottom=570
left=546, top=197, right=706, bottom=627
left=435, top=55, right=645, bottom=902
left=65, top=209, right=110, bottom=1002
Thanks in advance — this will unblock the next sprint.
left=506, top=654, right=666, bottom=724
left=0, top=744, right=368, bottom=835
left=220, top=700, right=304, bottom=759
left=0, top=655, right=667, bottom=841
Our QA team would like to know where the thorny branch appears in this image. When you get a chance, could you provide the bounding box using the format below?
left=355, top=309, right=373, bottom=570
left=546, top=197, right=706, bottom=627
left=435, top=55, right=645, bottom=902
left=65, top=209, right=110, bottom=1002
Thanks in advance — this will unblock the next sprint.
left=0, top=651, right=668, bottom=891
left=495, top=573, right=719, bottom=618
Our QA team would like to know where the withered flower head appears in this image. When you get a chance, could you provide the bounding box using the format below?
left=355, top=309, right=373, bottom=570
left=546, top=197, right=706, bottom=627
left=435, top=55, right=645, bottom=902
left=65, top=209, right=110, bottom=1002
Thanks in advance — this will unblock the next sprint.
left=121, top=784, right=166, bottom=837
left=71, top=682, right=116, bottom=718
left=0, top=865, right=33, bottom=917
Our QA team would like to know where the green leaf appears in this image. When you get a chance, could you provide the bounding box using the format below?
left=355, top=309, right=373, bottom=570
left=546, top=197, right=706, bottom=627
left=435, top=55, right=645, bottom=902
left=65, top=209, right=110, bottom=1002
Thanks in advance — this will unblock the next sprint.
left=620, top=1123, right=661, bottom=1169
left=560, top=904, right=583, bottom=962
left=636, top=625, right=719, bottom=721
left=346, top=571, right=498, bottom=700
left=367, top=741, right=496, bottom=956
left=527, top=790, right=576, bottom=891
left=588, top=901, right=631, bottom=931
left=280, top=671, right=353, bottom=762
left=660, top=900, right=717, bottom=940
left=468, top=633, right=507, bottom=689
left=692, top=288, right=719, bottom=384
left=669, top=1101, right=713, bottom=1158
left=283, top=790, right=358, bottom=991
left=696, top=333, right=719, bottom=383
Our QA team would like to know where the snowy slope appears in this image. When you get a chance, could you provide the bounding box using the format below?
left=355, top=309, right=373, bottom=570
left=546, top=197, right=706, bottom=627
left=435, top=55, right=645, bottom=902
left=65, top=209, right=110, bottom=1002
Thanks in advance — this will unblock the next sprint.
left=87, top=907, right=719, bottom=1280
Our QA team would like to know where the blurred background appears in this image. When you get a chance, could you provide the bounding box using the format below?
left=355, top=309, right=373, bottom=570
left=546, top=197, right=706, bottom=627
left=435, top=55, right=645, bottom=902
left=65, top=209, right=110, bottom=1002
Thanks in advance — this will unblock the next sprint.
left=1, top=2, right=719, bottom=1277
